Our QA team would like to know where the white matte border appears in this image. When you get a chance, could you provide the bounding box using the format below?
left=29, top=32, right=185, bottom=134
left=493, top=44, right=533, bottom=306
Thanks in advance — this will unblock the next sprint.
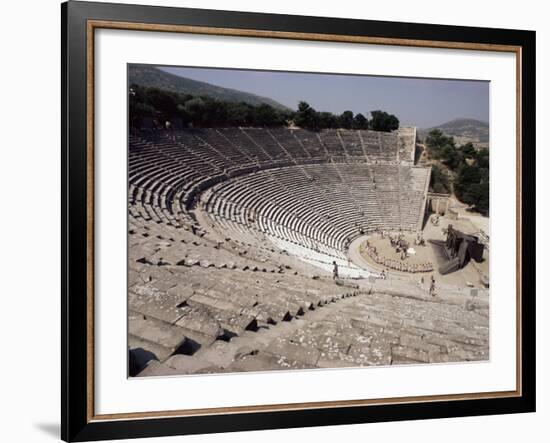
left=95, top=28, right=517, bottom=415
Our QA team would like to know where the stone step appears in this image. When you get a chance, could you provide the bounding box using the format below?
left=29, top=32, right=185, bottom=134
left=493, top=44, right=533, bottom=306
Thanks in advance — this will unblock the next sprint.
left=128, top=311, right=189, bottom=359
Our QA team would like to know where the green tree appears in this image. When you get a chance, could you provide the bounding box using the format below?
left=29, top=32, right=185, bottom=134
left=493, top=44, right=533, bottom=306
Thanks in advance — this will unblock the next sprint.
left=426, top=129, right=448, bottom=147
left=145, top=87, right=178, bottom=121
left=460, top=142, right=477, bottom=159
left=338, top=110, right=354, bottom=129
left=318, top=112, right=337, bottom=129
left=455, top=164, right=481, bottom=203
left=352, top=113, right=368, bottom=129
left=205, top=98, right=229, bottom=125
left=176, top=104, right=190, bottom=125
left=440, top=144, right=463, bottom=170
left=429, top=164, right=451, bottom=194
left=226, top=102, right=252, bottom=126
left=425, top=129, right=455, bottom=159
left=255, top=103, right=281, bottom=126
left=294, top=101, right=319, bottom=129
left=183, top=97, right=206, bottom=125
left=476, top=147, right=489, bottom=169
left=370, top=110, right=399, bottom=132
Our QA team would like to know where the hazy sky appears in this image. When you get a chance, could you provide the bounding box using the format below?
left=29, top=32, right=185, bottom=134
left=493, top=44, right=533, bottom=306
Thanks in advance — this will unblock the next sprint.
left=160, top=66, right=489, bottom=128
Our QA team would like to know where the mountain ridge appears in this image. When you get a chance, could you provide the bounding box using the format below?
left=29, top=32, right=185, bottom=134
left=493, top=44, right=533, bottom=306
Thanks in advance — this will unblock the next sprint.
left=128, top=65, right=291, bottom=111
left=419, top=118, right=489, bottom=146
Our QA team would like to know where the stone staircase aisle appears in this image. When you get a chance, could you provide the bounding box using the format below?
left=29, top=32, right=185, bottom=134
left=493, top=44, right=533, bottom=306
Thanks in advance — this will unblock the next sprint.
left=137, top=284, right=488, bottom=376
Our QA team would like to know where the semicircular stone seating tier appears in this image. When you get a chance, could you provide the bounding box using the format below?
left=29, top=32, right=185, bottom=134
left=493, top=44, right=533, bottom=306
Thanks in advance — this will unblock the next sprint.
left=202, top=163, right=430, bottom=257
left=128, top=127, right=427, bottom=272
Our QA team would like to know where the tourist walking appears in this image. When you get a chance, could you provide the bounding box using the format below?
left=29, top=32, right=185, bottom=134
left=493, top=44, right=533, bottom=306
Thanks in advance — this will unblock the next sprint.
left=429, top=275, right=436, bottom=296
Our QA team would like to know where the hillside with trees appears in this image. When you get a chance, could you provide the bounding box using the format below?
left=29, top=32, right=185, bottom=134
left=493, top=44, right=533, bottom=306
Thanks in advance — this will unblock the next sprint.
left=129, top=85, right=400, bottom=132
left=425, top=129, right=489, bottom=214
left=418, top=118, right=489, bottom=147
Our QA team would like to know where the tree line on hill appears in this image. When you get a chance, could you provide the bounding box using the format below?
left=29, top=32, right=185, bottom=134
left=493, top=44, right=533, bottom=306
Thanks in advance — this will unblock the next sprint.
left=292, top=101, right=398, bottom=131
left=426, top=129, right=489, bottom=214
left=129, top=84, right=399, bottom=132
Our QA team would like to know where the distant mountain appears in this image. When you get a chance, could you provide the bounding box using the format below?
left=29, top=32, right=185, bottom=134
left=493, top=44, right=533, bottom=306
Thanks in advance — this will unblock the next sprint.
left=419, top=118, right=489, bottom=146
left=128, top=65, right=291, bottom=111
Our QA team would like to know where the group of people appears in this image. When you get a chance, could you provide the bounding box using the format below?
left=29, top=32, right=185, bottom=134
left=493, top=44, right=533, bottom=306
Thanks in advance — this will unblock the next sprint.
left=414, top=231, right=426, bottom=246
left=388, top=232, right=410, bottom=260
left=363, top=239, right=434, bottom=274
